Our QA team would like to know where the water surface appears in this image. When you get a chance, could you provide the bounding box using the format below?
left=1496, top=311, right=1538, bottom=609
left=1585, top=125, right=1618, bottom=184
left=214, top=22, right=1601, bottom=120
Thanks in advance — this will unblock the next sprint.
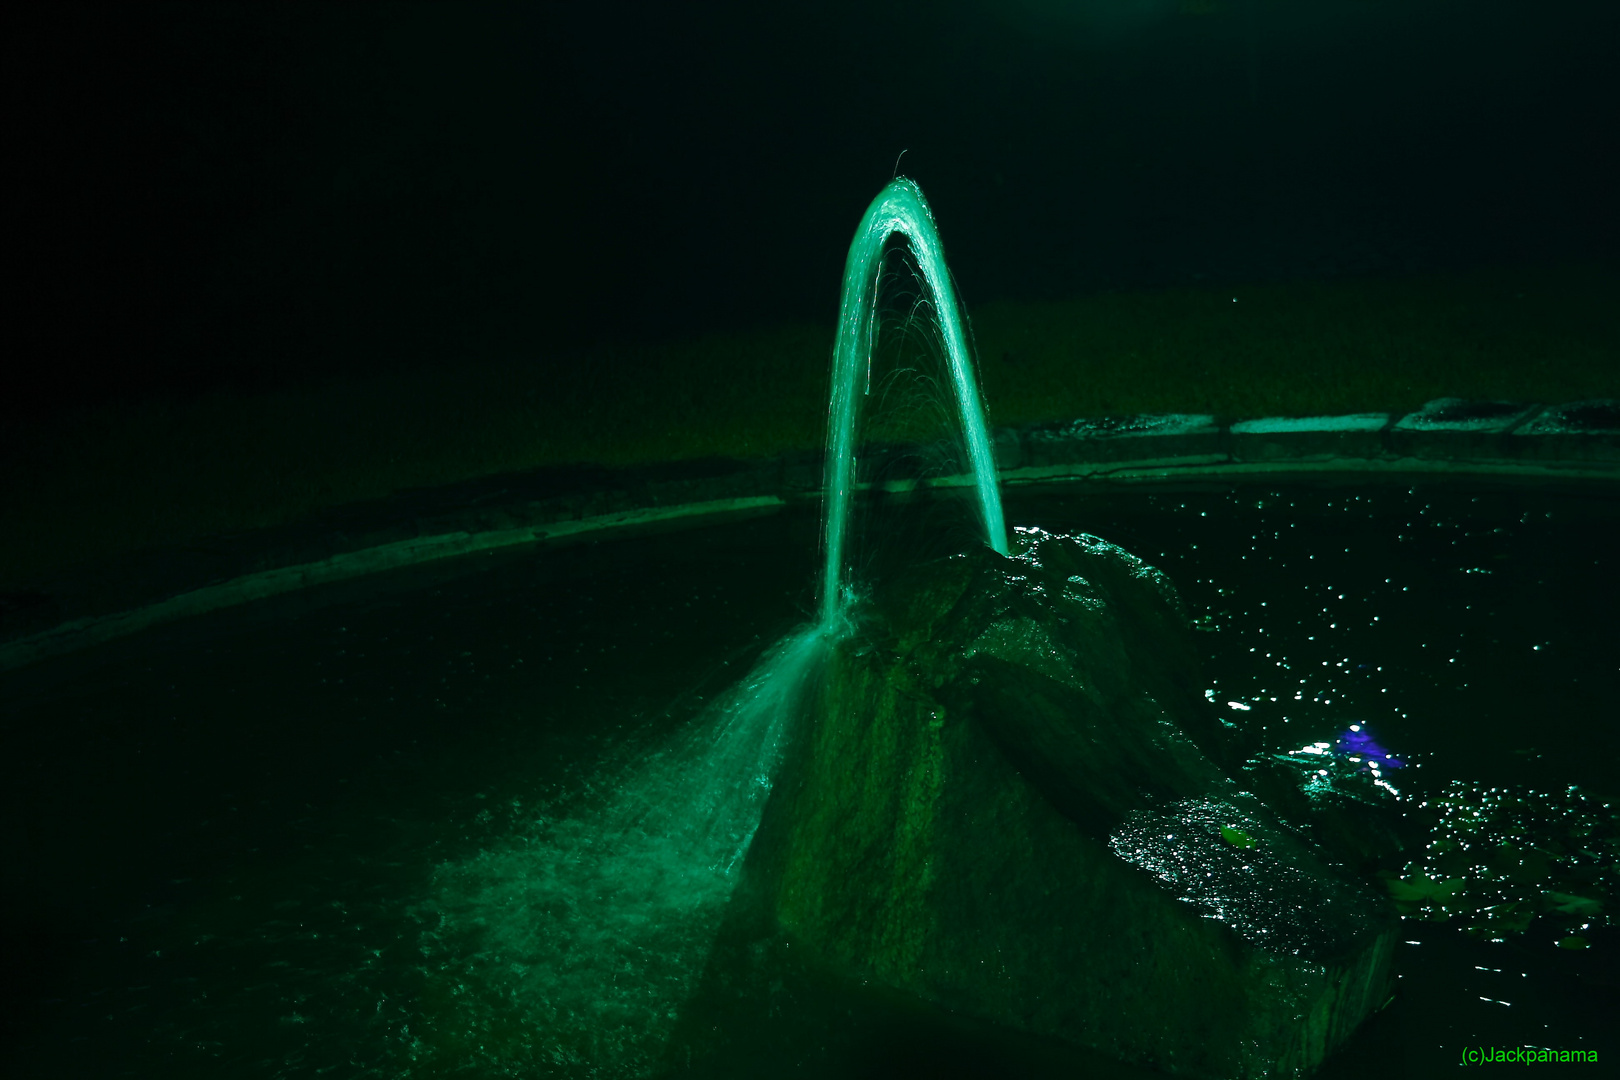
left=3, top=480, right=1615, bottom=1077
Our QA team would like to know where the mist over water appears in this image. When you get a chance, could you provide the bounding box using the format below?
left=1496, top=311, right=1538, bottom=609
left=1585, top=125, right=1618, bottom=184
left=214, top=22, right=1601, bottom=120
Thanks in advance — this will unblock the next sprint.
left=410, top=626, right=827, bottom=1076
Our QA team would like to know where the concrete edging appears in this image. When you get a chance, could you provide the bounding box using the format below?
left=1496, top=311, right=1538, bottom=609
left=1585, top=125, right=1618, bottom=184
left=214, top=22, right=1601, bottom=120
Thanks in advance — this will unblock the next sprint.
left=2, top=398, right=1615, bottom=673
left=0, top=496, right=784, bottom=672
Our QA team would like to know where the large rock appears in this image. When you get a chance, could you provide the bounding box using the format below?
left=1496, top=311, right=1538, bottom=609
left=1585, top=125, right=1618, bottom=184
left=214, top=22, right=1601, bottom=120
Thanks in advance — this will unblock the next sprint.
left=746, top=528, right=1396, bottom=1078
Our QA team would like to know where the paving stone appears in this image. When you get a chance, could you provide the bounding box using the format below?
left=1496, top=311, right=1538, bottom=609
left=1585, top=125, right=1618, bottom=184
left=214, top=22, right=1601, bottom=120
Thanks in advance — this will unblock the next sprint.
left=1024, top=414, right=1224, bottom=467
left=779, top=450, right=823, bottom=495
left=1388, top=398, right=1542, bottom=459
left=850, top=439, right=964, bottom=483
left=993, top=427, right=1024, bottom=470
left=1228, top=414, right=1392, bottom=462
left=1503, top=399, right=1620, bottom=463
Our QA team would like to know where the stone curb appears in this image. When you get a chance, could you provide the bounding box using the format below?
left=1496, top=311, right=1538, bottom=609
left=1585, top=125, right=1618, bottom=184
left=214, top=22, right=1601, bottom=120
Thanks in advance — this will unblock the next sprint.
left=0, top=496, right=785, bottom=673
left=2, top=398, right=1615, bottom=673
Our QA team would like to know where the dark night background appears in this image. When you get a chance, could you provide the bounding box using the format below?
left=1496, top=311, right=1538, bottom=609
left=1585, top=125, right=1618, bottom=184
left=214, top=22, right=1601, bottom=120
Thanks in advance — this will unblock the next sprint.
left=3, top=6, right=1619, bottom=1076
left=10, top=0, right=1618, bottom=419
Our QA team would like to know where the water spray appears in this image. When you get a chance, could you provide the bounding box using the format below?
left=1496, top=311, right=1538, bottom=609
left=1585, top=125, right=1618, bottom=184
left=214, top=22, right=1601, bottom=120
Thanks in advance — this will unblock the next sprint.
left=820, top=178, right=1009, bottom=628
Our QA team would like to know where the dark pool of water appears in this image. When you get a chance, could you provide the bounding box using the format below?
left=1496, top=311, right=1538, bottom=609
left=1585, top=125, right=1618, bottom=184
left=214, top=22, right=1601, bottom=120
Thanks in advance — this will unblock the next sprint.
left=2, top=479, right=1615, bottom=1078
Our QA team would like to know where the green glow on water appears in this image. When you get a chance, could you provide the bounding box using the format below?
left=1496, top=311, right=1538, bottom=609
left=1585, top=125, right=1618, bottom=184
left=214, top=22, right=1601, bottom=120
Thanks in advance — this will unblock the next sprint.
left=821, top=178, right=1008, bottom=627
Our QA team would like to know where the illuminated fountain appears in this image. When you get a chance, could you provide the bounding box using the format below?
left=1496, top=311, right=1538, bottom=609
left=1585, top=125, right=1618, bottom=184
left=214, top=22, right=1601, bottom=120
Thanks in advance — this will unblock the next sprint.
left=415, top=177, right=1012, bottom=1076
left=12, top=188, right=1613, bottom=1079
left=418, top=179, right=1404, bottom=1078
left=820, top=177, right=1008, bottom=627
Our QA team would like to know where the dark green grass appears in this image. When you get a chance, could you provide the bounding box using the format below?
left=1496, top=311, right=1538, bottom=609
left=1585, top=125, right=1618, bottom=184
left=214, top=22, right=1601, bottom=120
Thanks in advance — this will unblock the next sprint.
left=2, top=264, right=1614, bottom=592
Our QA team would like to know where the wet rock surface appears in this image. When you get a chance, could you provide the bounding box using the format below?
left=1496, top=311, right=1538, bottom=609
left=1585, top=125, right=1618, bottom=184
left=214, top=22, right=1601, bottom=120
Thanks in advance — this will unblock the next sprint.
left=747, top=529, right=1398, bottom=1077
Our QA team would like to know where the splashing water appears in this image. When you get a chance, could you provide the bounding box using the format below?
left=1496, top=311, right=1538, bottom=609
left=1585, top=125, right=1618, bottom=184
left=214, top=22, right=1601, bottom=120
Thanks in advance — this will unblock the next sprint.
left=413, top=626, right=827, bottom=1076
left=821, top=177, right=1008, bottom=627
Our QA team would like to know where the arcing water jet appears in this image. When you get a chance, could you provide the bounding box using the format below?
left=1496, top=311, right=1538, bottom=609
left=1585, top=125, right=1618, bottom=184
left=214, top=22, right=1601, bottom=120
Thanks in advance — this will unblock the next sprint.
left=821, top=178, right=1008, bottom=628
